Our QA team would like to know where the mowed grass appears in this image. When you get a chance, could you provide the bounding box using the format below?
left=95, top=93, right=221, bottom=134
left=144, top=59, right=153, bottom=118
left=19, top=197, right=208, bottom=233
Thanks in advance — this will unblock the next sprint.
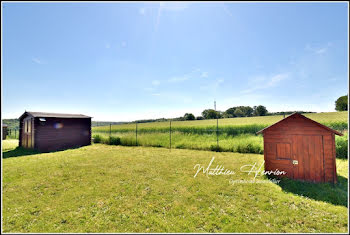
left=2, top=140, right=348, bottom=233
left=2, top=139, right=19, bottom=151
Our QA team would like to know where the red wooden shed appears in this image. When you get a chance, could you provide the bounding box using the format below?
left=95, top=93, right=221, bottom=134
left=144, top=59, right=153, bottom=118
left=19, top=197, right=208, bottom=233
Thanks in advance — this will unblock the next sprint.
left=19, top=111, right=91, bottom=152
left=257, top=113, right=342, bottom=183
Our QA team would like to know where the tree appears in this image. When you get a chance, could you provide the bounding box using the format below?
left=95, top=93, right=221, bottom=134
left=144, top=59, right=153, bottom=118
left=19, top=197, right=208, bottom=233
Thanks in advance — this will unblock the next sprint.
left=254, top=105, right=268, bottom=116
left=335, top=95, right=348, bottom=111
left=184, top=113, right=195, bottom=120
left=202, top=109, right=220, bottom=119
left=239, top=106, right=254, bottom=117
left=233, top=108, right=245, bottom=117
left=224, top=107, right=236, bottom=118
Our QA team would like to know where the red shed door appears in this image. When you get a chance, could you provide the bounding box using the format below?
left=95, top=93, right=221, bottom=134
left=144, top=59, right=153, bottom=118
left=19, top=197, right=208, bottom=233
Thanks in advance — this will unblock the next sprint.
left=265, top=140, right=294, bottom=178
left=292, top=135, right=325, bottom=182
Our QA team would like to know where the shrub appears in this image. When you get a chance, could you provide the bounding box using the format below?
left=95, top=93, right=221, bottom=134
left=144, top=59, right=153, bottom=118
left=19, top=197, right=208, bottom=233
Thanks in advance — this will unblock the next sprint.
left=336, top=134, right=348, bottom=159
left=93, top=134, right=102, bottom=143
left=109, top=136, right=121, bottom=145
left=120, top=138, right=136, bottom=146
left=209, top=145, right=222, bottom=152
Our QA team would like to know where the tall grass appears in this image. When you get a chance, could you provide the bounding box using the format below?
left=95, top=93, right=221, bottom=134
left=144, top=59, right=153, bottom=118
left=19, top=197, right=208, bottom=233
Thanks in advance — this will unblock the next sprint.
left=93, top=130, right=347, bottom=157
left=92, top=112, right=348, bottom=156
left=92, top=132, right=265, bottom=154
left=336, top=133, right=348, bottom=159
left=93, top=111, right=348, bottom=135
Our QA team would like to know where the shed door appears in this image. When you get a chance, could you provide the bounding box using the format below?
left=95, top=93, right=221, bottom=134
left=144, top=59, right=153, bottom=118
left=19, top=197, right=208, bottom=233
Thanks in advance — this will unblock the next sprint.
left=22, top=118, right=34, bottom=149
left=265, top=140, right=294, bottom=178
left=292, top=135, right=324, bottom=182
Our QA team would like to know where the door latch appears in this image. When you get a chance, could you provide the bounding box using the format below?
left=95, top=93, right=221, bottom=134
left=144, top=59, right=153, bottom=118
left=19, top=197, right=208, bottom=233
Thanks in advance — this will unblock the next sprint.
left=292, top=160, right=298, bottom=165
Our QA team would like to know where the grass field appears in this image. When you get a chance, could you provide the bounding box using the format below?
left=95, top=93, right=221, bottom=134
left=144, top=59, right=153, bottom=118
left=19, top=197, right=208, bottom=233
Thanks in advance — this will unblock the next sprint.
left=92, top=111, right=348, bottom=157
left=2, top=140, right=348, bottom=233
left=93, top=111, right=348, bottom=131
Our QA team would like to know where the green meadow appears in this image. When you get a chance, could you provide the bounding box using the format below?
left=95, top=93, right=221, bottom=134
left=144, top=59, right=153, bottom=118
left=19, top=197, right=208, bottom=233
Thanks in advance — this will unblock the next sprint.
left=2, top=140, right=348, bottom=233
left=92, top=111, right=348, bottom=157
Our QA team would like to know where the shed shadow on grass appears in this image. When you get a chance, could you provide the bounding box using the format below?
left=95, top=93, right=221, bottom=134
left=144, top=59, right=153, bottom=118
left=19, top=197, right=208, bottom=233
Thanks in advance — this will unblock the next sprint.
left=2, top=147, right=41, bottom=159
left=3, top=145, right=89, bottom=159
left=269, top=175, right=348, bottom=207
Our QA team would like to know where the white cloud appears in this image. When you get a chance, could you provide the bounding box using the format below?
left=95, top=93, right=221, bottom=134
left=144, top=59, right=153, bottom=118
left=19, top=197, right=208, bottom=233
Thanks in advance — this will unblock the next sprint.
left=305, top=42, right=332, bottom=55
left=222, top=4, right=233, bottom=18
left=169, top=74, right=190, bottom=83
left=144, top=87, right=155, bottom=92
left=201, top=72, right=208, bottom=78
left=315, top=48, right=327, bottom=54
left=155, top=2, right=189, bottom=31
left=200, top=78, right=224, bottom=92
left=159, top=2, right=189, bottom=11
left=32, top=57, right=44, bottom=64
left=139, top=8, right=146, bottom=15
left=241, top=73, right=289, bottom=94
left=152, top=80, right=160, bottom=86
left=168, top=69, right=208, bottom=83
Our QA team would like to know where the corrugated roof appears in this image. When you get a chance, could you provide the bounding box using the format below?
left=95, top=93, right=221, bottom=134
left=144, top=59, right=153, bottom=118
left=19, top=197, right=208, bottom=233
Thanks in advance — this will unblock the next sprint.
left=256, top=112, right=343, bottom=136
left=20, top=111, right=91, bottom=119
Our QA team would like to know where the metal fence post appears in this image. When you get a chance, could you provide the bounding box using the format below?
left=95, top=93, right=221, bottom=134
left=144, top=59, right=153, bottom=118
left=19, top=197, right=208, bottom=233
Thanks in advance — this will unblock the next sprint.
left=136, top=122, right=138, bottom=146
left=216, top=118, right=219, bottom=150
left=169, top=121, right=172, bottom=150
left=109, top=124, right=111, bottom=138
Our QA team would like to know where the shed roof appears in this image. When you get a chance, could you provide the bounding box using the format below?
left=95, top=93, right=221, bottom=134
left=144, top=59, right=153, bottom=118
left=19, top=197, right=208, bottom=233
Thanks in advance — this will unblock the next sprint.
left=19, top=111, right=91, bottom=119
left=256, top=112, right=343, bottom=136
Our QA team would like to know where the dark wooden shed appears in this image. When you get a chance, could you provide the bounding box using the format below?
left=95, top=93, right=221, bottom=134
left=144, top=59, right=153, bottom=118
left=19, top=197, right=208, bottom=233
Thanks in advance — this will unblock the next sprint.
left=19, top=111, right=91, bottom=152
left=257, top=113, right=342, bottom=183
left=2, top=124, right=8, bottom=140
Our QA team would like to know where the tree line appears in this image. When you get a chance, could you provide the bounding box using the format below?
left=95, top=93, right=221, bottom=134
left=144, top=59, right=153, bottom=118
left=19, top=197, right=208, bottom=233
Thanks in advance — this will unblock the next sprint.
left=200, top=105, right=268, bottom=120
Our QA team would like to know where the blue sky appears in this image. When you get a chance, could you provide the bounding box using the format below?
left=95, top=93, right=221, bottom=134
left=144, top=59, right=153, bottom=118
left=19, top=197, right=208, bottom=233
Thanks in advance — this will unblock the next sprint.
left=2, top=2, right=348, bottom=121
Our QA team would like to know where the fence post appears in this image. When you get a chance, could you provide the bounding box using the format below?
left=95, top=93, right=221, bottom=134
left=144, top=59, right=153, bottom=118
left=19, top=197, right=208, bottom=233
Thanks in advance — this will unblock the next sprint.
left=15, top=129, right=17, bottom=139
left=136, top=122, right=138, bottom=146
left=109, top=124, right=111, bottom=138
left=169, top=121, right=172, bottom=150
left=216, top=118, right=219, bottom=150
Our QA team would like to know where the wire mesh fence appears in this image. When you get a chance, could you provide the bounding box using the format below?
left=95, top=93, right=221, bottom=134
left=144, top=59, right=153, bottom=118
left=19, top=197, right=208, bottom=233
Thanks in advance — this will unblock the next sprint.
left=4, top=115, right=347, bottom=155
left=4, top=128, right=19, bottom=139
left=91, top=120, right=266, bottom=154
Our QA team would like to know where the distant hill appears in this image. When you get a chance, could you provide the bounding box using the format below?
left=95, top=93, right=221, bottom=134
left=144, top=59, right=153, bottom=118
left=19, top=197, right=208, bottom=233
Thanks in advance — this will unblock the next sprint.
left=92, top=121, right=128, bottom=127
left=2, top=119, right=19, bottom=129
left=2, top=119, right=127, bottom=130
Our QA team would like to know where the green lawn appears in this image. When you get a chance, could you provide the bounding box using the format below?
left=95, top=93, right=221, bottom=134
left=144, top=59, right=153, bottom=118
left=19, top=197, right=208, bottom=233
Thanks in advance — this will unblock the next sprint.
left=2, top=140, right=348, bottom=233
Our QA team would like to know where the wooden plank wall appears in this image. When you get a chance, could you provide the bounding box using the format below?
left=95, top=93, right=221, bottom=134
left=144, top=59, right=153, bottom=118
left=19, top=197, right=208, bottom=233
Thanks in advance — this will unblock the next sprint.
left=34, top=117, right=91, bottom=152
left=263, top=114, right=337, bottom=183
